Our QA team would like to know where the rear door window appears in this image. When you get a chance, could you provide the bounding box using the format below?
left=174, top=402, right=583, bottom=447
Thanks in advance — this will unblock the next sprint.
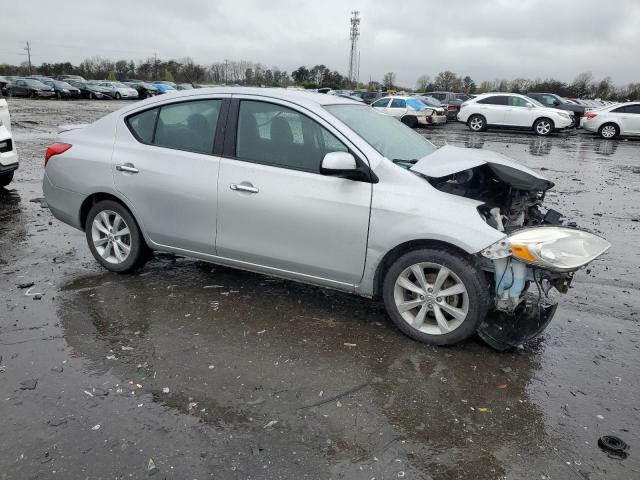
left=126, top=99, right=222, bottom=154
left=390, top=98, right=406, bottom=108
left=372, top=98, right=390, bottom=108
left=477, top=96, right=508, bottom=105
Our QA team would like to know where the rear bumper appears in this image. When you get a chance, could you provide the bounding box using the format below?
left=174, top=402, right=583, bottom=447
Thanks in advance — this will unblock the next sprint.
left=42, top=172, right=85, bottom=230
left=0, top=127, right=18, bottom=169
left=580, top=118, right=599, bottom=133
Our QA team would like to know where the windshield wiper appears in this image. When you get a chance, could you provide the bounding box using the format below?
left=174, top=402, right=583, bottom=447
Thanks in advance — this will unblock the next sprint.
left=391, top=159, right=419, bottom=165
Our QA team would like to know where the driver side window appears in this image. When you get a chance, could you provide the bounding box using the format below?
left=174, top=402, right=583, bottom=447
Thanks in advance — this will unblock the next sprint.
left=235, top=100, right=348, bottom=173
left=372, top=98, right=390, bottom=108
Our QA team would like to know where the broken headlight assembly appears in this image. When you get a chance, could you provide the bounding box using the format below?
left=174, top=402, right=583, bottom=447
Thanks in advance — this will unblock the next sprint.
left=483, top=226, right=611, bottom=272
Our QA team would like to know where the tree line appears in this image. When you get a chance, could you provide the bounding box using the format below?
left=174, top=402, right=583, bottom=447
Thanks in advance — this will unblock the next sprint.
left=0, top=56, right=352, bottom=89
left=411, top=70, right=640, bottom=101
left=1, top=56, right=638, bottom=100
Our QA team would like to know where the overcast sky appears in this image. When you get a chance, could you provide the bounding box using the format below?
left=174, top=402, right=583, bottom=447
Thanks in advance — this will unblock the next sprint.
left=2, top=0, right=639, bottom=86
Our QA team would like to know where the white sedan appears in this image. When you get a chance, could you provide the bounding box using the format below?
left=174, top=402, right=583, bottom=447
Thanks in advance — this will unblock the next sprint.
left=0, top=98, right=18, bottom=187
left=371, top=96, right=435, bottom=127
left=580, top=102, right=640, bottom=139
left=457, top=93, right=574, bottom=136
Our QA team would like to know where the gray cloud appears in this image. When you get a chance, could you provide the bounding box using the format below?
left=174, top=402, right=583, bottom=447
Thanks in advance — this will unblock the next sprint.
left=1, top=0, right=639, bottom=86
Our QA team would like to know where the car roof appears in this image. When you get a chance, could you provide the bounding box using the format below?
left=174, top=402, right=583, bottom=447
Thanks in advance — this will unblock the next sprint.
left=136, top=87, right=359, bottom=107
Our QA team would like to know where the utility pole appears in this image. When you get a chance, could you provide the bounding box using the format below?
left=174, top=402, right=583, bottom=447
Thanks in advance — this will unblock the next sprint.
left=24, top=41, right=32, bottom=75
left=224, top=59, right=229, bottom=84
left=348, top=11, right=360, bottom=87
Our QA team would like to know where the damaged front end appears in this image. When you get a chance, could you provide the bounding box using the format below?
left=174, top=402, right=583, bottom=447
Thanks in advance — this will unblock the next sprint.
left=410, top=145, right=611, bottom=350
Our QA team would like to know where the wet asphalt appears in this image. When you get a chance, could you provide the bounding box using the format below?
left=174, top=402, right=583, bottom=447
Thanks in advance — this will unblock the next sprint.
left=0, top=98, right=638, bottom=480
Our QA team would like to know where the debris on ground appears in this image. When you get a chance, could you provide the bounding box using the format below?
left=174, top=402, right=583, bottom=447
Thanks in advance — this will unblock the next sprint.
left=17, top=282, right=34, bottom=289
left=598, top=435, right=629, bottom=459
left=147, top=458, right=159, bottom=476
left=19, top=379, right=38, bottom=390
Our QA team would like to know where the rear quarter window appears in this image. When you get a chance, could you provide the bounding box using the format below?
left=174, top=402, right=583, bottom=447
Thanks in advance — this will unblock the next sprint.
left=126, top=108, right=159, bottom=143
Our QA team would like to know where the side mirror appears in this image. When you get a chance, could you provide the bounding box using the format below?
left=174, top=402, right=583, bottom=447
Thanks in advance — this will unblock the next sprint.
left=321, top=151, right=375, bottom=183
left=553, top=100, right=561, bottom=106
left=526, top=103, right=534, bottom=109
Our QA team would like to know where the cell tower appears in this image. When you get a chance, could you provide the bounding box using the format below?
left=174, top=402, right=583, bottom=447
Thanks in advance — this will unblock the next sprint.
left=348, top=11, right=360, bottom=85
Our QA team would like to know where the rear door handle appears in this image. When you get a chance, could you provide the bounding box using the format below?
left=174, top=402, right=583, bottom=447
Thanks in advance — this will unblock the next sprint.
left=116, top=164, right=139, bottom=174
left=230, top=183, right=259, bottom=194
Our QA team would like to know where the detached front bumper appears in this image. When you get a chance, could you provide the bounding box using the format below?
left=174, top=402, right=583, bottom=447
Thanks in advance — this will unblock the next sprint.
left=430, top=114, right=447, bottom=124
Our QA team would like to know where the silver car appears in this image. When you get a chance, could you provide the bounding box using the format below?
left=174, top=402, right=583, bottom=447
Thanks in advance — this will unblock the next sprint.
left=96, top=81, right=139, bottom=100
left=43, top=88, right=610, bottom=349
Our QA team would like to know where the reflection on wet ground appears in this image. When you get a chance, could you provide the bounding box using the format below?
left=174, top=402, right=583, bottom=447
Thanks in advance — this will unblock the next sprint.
left=1, top=99, right=639, bottom=479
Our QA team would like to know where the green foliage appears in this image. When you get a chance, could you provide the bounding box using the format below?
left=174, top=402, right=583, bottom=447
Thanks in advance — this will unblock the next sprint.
left=106, top=71, right=117, bottom=81
left=162, top=70, right=175, bottom=83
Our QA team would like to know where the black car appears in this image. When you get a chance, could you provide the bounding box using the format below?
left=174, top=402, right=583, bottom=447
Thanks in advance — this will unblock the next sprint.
left=0, top=76, right=10, bottom=96
left=37, top=79, right=82, bottom=99
left=354, top=91, right=385, bottom=105
left=6, top=78, right=55, bottom=98
left=68, top=80, right=112, bottom=99
left=526, top=93, right=586, bottom=125
left=122, top=80, right=159, bottom=99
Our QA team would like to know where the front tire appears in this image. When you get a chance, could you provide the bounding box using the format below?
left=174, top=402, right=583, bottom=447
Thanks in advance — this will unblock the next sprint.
left=0, top=171, right=14, bottom=187
left=382, top=248, right=491, bottom=346
left=115, top=92, right=121, bottom=100
left=85, top=200, right=149, bottom=273
left=533, top=118, right=554, bottom=136
left=467, top=114, right=486, bottom=132
left=599, top=123, right=619, bottom=139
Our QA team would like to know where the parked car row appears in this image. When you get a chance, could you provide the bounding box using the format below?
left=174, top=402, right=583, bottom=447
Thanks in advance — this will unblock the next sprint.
left=0, top=74, right=198, bottom=100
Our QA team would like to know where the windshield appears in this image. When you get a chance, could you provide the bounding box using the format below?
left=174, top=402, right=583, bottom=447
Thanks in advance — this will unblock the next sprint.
left=420, top=96, right=442, bottom=107
left=55, top=81, right=72, bottom=88
left=113, top=82, right=128, bottom=88
left=23, top=79, right=46, bottom=86
left=325, top=105, right=437, bottom=163
left=406, top=98, right=428, bottom=111
left=526, top=97, right=545, bottom=108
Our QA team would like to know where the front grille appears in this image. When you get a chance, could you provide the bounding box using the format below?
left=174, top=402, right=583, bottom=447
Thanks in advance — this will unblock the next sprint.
left=0, top=138, right=12, bottom=153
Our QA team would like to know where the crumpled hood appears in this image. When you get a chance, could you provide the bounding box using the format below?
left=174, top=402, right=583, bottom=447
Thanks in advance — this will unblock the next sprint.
left=410, top=145, right=554, bottom=191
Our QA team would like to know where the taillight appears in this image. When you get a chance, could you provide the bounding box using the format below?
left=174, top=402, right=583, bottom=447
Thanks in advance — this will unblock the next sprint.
left=447, top=105, right=457, bottom=111
left=44, top=143, right=72, bottom=167
left=584, top=113, right=598, bottom=120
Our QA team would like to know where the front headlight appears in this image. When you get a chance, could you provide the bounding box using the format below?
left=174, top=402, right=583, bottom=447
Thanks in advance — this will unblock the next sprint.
left=62, top=89, right=69, bottom=92
left=558, top=112, right=570, bottom=119
left=497, top=227, right=610, bottom=272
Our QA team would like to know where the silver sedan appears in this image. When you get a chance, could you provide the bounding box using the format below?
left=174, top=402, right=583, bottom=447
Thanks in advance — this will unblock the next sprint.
left=43, top=88, right=609, bottom=349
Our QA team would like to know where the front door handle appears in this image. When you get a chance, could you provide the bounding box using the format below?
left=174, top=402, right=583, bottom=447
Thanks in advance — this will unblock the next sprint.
left=230, top=183, right=259, bottom=194
left=116, top=164, right=139, bottom=174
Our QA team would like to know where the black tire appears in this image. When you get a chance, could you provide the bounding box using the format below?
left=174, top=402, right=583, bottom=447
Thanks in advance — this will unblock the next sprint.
left=0, top=171, right=14, bottom=187
left=467, top=114, right=486, bottom=132
left=55, top=91, right=62, bottom=100
left=382, top=248, right=491, bottom=346
left=115, top=92, right=121, bottom=100
left=401, top=115, right=418, bottom=128
left=85, top=200, right=150, bottom=273
left=533, top=117, right=554, bottom=136
left=598, top=122, right=619, bottom=139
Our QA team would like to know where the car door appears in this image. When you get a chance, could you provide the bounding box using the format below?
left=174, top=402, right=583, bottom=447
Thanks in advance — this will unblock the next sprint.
left=503, top=96, right=535, bottom=127
left=475, top=95, right=508, bottom=124
left=112, top=96, right=229, bottom=254
left=15, top=80, right=27, bottom=96
left=371, top=98, right=391, bottom=112
left=215, top=97, right=372, bottom=286
left=386, top=98, right=408, bottom=119
left=613, top=105, right=640, bottom=135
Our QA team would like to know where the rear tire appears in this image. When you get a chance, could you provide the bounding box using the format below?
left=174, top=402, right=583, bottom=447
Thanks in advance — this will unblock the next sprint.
left=401, top=116, right=418, bottom=128
left=0, top=171, right=14, bottom=187
left=382, top=248, right=491, bottom=346
left=598, top=123, right=619, bottom=139
left=533, top=118, right=554, bottom=136
left=85, top=200, right=150, bottom=273
left=467, top=114, right=486, bottom=132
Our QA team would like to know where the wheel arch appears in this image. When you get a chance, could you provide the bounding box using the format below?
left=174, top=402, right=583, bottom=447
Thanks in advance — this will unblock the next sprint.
left=80, top=192, right=140, bottom=233
left=371, top=239, right=473, bottom=299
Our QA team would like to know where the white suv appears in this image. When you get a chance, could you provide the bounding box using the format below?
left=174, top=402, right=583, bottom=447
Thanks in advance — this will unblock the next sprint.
left=457, top=93, right=574, bottom=136
left=0, top=98, right=18, bottom=187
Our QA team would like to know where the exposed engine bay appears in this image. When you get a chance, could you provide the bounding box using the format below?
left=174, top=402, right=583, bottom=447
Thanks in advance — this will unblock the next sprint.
left=409, top=145, right=592, bottom=349
left=425, top=162, right=563, bottom=232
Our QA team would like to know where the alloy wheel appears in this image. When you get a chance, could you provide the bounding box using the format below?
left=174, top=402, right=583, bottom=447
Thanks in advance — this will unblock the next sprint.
left=536, top=121, right=551, bottom=135
left=91, top=210, right=132, bottom=264
left=601, top=125, right=617, bottom=138
left=393, top=262, right=469, bottom=335
left=469, top=117, right=483, bottom=131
